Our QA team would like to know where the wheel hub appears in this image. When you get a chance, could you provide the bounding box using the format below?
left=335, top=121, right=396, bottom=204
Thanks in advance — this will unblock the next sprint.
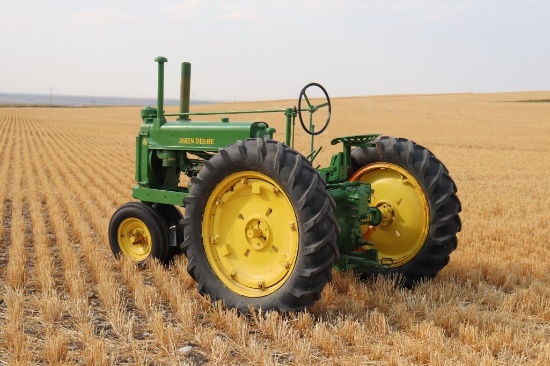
left=130, top=228, right=148, bottom=246
left=377, top=202, right=395, bottom=227
left=245, top=218, right=270, bottom=250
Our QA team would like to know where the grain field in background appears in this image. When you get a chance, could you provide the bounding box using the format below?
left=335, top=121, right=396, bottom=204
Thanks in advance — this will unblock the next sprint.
left=0, top=92, right=548, bottom=365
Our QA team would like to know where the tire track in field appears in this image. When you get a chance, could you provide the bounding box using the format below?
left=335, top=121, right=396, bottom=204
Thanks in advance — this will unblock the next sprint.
left=0, top=112, right=16, bottom=240
left=4, top=110, right=199, bottom=363
left=4, top=110, right=26, bottom=291
left=4, top=109, right=278, bottom=364
left=0, top=199, right=12, bottom=275
left=15, top=114, right=49, bottom=361
left=0, top=199, right=12, bottom=363
left=3, top=112, right=69, bottom=362
left=22, top=114, right=90, bottom=362
left=6, top=108, right=188, bottom=362
left=0, top=110, right=17, bottom=363
left=0, top=111, right=16, bottom=279
left=0, top=110, right=15, bottom=163
left=37, top=113, right=200, bottom=362
left=43, top=135, right=159, bottom=320
left=1, top=111, right=33, bottom=363
left=26, top=115, right=126, bottom=358
left=8, top=109, right=201, bottom=364
left=1, top=115, right=112, bottom=363
left=26, top=115, right=175, bottom=363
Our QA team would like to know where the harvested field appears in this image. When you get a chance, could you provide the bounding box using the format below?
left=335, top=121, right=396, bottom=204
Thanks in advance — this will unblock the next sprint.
left=0, top=91, right=549, bottom=365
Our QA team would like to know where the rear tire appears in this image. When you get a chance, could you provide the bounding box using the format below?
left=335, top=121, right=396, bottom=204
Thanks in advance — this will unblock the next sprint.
left=108, top=202, right=170, bottom=264
left=350, top=136, right=461, bottom=287
left=183, top=138, right=339, bottom=313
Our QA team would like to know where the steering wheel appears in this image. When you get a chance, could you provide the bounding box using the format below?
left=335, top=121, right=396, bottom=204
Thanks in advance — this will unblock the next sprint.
left=297, top=83, right=331, bottom=136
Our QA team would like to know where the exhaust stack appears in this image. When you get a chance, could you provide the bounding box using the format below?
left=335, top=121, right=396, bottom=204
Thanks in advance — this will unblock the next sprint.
left=178, top=62, right=191, bottom=121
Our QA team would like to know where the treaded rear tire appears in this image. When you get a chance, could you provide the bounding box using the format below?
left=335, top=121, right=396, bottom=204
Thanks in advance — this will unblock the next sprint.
left=350, top=136, right=461, bottom=287
left=183, top=138, right=340, bottom=313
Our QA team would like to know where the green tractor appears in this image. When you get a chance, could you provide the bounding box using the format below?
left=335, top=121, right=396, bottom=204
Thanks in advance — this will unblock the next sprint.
left=108, top=57, right=461, bottom=313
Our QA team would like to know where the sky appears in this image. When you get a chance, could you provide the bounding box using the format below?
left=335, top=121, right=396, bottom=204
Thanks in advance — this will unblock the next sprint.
left=1, top=0, right=549, bottom=101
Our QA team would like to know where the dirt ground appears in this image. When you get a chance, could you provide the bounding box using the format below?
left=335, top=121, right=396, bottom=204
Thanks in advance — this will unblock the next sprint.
left=0, top=91, right=548, bottom=364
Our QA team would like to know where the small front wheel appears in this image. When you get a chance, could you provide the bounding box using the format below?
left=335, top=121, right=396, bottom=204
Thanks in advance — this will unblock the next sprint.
left=108, top=202, right=170, bottom=264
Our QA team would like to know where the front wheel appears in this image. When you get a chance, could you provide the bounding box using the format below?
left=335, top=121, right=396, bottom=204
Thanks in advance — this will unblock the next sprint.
left=108, top=202, right=170, bottom=264
left=350, top=136, right=461, bottom=287
left=182, top=139, right=339, bottom=313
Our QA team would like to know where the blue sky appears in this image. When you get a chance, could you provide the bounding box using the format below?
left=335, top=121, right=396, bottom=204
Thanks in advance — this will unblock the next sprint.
left=1, top=0, right=549, bottom=101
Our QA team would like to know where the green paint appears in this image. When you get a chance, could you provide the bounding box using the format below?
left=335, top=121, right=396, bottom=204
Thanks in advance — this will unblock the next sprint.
left=126, top=57, right=387, bottom=271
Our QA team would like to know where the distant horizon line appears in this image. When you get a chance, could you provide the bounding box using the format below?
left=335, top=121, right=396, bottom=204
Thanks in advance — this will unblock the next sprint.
left=0, top=91, right=222, bottom=102
left=0, top=91, right=222, bottom=107
left=1, top=89, right=548, bottom=107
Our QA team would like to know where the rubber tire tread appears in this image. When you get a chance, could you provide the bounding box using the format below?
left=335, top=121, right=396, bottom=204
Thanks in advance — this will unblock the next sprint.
left=183, top=138, right=340, bottom=313
left=108, top=201, right=170, bottom=265
left=350, top=136, right=461, bottom=287
left=152, top=203, right=184, bottom=264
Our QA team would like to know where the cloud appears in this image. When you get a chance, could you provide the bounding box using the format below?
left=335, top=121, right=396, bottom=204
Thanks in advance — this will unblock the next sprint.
left=161, top=0, right=205, bottom=20
left=161, top=0, right=266, bottom=22
left=398, top=1, right=477, bottom=25
left=286, top=0, right=477, bottom=24
left=73, top=10, right=141, bottom=23
left=219, top=4, right=267, bottom=21
left=69, top=10, right=141, bottom=27
left=293, top=0, right=386, bottom=15
left=0, top=15, right=49, bottom=31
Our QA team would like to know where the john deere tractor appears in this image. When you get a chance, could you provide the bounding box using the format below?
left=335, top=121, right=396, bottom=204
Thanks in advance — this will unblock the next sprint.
left=108, top=57, right=461, bottom=313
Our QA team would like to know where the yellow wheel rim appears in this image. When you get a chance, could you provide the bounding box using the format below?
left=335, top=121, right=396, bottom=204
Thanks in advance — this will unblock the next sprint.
left=202, top=171, right=299, bottom=297
left=350, top=163, right=430, bottom=267
left=117, top=218, right=153, bottom=262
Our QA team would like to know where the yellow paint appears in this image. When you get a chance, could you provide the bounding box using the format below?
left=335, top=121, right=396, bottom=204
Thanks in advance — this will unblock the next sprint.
left=202, top=171, right=299, bottom=297
left=117, top=218, right=153, bottom=262
left=350, top=163, right=430, bottom=267
left=179, top=137, right=215, bottom=145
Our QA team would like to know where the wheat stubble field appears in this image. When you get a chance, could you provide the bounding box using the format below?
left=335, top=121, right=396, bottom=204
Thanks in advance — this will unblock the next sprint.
left=0, top=92, right=548, bottom=365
